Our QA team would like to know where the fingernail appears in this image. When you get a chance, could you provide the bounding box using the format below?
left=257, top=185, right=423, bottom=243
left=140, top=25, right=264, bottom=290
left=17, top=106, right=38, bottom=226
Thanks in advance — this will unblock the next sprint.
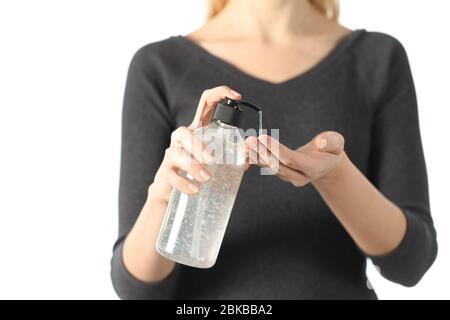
left=320, top=138, right=327, bottom=150
left=187, top=183, right=199, bottom=193
left=199, top=168, right=211, bottom=181
left=231, top=90, right=241, bottom=96
left=202, top=150, right=213, bottom=163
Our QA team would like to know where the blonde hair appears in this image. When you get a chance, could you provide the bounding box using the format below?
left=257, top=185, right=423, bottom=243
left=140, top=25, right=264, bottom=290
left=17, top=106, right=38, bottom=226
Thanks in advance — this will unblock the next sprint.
left=206, top=0, right=339, bottom=21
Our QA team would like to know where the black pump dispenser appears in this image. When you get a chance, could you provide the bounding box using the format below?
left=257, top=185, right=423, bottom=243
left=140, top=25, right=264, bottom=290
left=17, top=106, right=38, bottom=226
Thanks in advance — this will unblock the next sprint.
left=212, top=98, right=261, bottom=128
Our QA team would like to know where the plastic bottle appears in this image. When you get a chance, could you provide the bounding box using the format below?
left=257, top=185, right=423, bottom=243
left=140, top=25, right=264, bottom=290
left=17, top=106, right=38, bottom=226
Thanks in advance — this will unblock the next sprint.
left=156, top=98, right=261, bottom=268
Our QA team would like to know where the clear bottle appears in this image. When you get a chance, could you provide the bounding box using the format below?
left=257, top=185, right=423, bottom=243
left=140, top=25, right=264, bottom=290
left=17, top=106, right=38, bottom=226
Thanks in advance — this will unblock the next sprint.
left=156, top=98, right=261, bottom=268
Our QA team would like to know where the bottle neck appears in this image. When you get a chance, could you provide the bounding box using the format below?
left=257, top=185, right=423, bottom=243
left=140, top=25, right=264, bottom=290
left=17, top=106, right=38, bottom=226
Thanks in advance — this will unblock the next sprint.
left=214, top=119, right=238, bottom=130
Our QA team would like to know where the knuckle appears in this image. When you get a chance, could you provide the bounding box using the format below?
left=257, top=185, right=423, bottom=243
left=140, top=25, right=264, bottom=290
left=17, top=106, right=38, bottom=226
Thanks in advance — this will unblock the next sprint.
left=188, top=161, right=201, bottom=174
left=201, top=89, right=211, bottom=98
left=172, top=127, right=194, bottom=147
left=177, top=126, right=189, bottom=136
left=171, top=126, right=188, bottom=139
left=217, top=85, right=229, bottom=90
left=164, top=168, right=174, bottom=182
left=184, top=155, right=196, bottom=168
left=174, top=148, right=186, bottom=162
left=170, top=129, right=180, bottom=141
left=167, top=147, right=183, bottom=163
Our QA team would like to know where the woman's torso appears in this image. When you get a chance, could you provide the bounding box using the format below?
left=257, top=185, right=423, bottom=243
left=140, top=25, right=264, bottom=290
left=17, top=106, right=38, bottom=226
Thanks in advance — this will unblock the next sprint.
left=140, top=29, right=399, bottom=299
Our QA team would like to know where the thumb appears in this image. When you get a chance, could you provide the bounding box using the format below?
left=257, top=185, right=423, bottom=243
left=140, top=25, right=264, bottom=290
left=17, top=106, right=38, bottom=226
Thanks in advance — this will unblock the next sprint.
left=313, top=131, right=345, bottom=155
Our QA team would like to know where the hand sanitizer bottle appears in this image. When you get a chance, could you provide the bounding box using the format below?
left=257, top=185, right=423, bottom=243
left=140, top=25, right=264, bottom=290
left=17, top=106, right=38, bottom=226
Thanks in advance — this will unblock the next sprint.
left=156, top=98, right=262, bottom=268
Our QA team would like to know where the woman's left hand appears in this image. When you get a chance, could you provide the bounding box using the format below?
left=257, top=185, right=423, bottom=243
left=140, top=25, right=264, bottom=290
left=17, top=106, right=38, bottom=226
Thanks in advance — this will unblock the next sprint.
left=246, top=131, right=346, bottom=187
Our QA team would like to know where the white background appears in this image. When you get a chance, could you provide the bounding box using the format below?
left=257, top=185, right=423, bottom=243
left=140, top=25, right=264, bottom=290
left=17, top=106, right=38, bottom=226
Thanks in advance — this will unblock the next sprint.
left=0, top=0, right=448, bottom=300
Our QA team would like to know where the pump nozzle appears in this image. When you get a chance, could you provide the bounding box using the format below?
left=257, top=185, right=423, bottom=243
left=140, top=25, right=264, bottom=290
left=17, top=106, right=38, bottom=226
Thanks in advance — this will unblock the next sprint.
left=238, top=100, right=261, bottom=113
left=212, top=98, right=263, bottom=135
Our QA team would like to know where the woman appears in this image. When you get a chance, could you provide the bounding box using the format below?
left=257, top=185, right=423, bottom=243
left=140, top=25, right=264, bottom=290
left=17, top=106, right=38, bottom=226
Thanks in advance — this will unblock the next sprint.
left=111, top=0, right=437, bottom=299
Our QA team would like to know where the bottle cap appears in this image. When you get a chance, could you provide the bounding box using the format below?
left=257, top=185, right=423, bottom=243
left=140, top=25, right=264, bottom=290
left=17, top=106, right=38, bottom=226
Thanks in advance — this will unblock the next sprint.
left=212, top=98, right=261, bottom=128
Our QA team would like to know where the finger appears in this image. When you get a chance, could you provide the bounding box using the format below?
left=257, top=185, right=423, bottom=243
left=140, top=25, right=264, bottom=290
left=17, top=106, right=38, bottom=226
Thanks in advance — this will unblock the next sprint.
left=244, top=142, right=252, bottom=171
left=246, top=136, right=262, bottom=166
left=247, top=136, right=280, bottom=173
left=166, top=167, right=200, bottom=195
left=189, top=86, right=241, bottom=130
left=246, top=136, right=264, bottom=166
left=313, top=131, right=345, bottom=155
left=170, top=126, right=213, bottom=163
left=247, top=137, right=309, bottom=186
left=166, top=147, right=212, bottom=183
left=277, top=163, right=310, bottom=188
left=257, top=134, right=312, bottom=172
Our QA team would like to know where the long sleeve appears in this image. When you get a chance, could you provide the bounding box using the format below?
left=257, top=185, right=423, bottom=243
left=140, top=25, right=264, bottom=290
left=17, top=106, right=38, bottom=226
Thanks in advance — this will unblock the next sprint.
left=367, top=40, right=438, bottom=287
left=109, top=32, right=438, bottom=300
left=110, top=45, right=180, bottom=299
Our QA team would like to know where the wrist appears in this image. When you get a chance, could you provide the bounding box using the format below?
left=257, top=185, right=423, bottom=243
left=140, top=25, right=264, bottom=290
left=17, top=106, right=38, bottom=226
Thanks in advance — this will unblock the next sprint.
left=147, top=179, right=171, bottom=206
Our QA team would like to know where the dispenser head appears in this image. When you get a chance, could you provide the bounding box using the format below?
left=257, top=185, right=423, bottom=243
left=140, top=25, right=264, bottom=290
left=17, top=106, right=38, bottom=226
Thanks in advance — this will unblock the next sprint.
left=212, top=98, right=261, bottom=129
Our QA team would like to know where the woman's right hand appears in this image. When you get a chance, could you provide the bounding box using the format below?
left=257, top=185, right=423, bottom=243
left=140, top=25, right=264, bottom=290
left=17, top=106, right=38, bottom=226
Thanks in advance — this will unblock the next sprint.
left=150, top=86, right=242, bottom=203
left=122, top=86, right=241, bottom=283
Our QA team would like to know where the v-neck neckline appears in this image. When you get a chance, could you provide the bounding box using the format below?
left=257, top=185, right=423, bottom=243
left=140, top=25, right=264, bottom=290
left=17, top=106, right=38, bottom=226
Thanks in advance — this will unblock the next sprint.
left=175, top=29, right=366, bottom=89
